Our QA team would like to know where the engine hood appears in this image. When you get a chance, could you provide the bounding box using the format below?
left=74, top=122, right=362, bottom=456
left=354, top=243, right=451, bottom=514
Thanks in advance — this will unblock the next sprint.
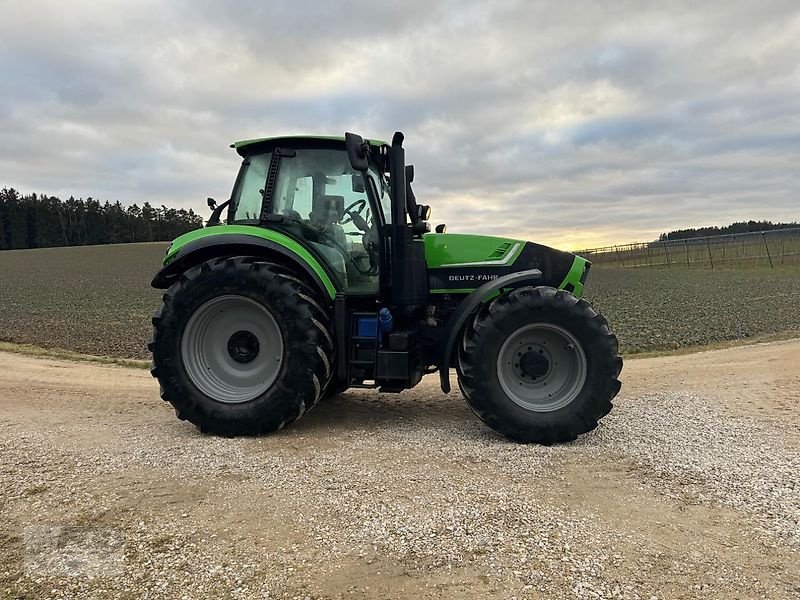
left=423, top=233, right=590, bottom=297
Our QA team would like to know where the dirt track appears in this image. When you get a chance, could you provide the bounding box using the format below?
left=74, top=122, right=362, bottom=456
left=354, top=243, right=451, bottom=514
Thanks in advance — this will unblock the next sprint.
left=1, top=341, right=799, bottom=599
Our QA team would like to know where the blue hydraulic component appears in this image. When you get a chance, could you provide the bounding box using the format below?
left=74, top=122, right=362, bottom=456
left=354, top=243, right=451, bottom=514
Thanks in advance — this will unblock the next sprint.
left=378, top=308, right=393, bottom=342
left=356, top=316, right=378, bottom=337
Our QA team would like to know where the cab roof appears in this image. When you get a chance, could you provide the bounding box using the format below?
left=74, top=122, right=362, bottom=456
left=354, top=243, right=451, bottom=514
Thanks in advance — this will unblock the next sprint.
left=231, top=135, right=387, bottom=156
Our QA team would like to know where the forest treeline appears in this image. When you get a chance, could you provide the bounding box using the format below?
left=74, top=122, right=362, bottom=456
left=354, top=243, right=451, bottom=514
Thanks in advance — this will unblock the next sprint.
left=658, top=220, right=799, bottom=241
left=0, top=188, right=203, bottom=250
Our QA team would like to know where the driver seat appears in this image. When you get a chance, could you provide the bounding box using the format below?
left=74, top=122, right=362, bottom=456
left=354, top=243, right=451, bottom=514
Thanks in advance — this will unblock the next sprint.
left=309, top=195, right=346, bottom=246
left=309, top=194, right=348, bottom=286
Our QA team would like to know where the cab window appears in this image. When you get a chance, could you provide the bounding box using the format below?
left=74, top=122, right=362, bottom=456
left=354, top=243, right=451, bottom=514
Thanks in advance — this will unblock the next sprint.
left=272, top=149, right=380, bottom=293
left=230, top=152, right=270, bottom=223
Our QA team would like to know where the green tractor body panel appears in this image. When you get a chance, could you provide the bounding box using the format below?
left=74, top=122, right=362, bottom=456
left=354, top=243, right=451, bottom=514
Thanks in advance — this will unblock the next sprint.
left=162, top=224, right=338, bottom=299
left=424, top=233, right=590, bottom=297
left=423, top=233, right=524, bottom=267
left=558, top=254, right=590, bottom=298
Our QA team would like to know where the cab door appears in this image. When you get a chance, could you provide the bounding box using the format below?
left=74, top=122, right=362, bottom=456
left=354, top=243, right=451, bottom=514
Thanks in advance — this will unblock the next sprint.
left=271, top=148, right=382, bottom=294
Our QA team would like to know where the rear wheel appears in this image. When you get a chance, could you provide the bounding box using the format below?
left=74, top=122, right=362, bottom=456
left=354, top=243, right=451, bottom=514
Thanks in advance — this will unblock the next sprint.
left=457, top=286, right=622, bottom=444
left=149, top=257, right=333, bottom=435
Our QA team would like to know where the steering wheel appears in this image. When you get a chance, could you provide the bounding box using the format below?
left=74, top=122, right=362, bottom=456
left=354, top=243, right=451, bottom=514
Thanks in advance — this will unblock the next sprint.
left=340, top=199, right=367, bottom=226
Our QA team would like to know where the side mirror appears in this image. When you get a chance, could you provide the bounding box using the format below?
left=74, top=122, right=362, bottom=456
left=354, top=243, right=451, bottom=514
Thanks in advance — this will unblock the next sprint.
left=435, top=224, right=447, bottom=234
left=207, top=198, right=230, bottom=226
left=207, top=197, right=217, bottom=210
left=412, top=221, right=431, bottom=235
left=345, top=132, right=368, bottom=172
left=405, top=164, right=414, bottom=183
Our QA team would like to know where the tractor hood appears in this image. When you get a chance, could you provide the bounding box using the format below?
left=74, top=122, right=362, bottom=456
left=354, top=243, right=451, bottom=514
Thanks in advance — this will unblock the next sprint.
left=423, top=233, right=590, bottom=297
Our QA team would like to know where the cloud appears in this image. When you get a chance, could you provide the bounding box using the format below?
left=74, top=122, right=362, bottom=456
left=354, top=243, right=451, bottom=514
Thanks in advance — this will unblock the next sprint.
left=1, top=0, right=799, bottom=248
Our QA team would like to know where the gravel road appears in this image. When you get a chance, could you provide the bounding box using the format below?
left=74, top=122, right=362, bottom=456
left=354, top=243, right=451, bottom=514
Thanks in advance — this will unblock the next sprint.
left=1, top=340, right=798, bottom=599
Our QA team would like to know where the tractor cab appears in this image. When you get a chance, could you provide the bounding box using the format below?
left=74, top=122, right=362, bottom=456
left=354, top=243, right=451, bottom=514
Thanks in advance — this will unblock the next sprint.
left=213, top=135, right=430, bottom=299
left=225, top=137, right=388, bottom=293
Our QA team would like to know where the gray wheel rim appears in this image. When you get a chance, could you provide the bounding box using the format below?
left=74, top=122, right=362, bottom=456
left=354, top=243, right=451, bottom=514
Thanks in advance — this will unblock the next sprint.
left=181, top=295, right=283, bottom=403
left=496, top=323, right=587, bottom=412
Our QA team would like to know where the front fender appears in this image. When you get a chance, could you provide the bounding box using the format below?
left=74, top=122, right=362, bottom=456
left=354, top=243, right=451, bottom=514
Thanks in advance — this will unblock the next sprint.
left=438, top=269, right=542, bottom=393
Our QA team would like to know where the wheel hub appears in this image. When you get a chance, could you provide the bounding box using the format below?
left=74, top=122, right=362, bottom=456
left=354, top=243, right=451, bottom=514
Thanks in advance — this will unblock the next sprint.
left=181, top=295, right=283, bottom=404
left=519, top=350, right=549, bottom=379
left=496, top=323, right=588, bottom=412
left=227, top=330, right=260, bottom=364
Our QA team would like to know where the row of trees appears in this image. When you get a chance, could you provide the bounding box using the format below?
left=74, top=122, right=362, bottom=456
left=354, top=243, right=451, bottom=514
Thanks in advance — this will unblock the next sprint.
left=658, top=220, right=800, bottom=241
left=0, top=188, right=204, bottom=250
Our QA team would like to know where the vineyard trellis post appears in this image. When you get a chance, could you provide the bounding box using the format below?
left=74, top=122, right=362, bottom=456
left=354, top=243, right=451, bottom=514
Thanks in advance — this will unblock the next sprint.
left=706, top=238, right=714, bottom=269
left=736, top=235, right=742, bottom=268
left=762, top=232, right=774, bottom=268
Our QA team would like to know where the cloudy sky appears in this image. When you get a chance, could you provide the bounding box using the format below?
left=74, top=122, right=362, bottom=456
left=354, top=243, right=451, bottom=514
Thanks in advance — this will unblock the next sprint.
left=1, top=1, right=799, bottom=249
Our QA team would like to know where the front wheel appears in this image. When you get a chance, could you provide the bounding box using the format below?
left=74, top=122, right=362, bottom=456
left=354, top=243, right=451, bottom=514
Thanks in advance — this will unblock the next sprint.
left=457, top=286, right=622, bottom=444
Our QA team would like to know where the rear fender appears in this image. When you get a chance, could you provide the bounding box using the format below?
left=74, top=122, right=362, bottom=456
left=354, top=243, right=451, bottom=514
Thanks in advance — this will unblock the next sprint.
left=151, top=234, right=337, bottom=301
left=438, top=269, right=542, bottom=393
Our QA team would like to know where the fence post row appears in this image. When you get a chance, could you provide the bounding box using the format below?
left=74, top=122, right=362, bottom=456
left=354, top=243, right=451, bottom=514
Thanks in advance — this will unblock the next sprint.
left=574, top=227, right=800, bottom=269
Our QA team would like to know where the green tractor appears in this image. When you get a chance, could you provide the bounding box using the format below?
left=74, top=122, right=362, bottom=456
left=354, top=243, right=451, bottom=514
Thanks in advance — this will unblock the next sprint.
left=149, top=132, right=622, bottom=443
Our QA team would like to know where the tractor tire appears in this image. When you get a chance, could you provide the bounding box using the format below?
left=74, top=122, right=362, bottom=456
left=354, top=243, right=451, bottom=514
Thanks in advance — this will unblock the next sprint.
left=148, top=257, right=334, bottom=435
left=457, top=286, right=622, bottom=444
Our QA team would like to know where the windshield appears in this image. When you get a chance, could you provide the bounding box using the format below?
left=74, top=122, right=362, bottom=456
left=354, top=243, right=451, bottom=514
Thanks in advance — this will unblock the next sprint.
left=228, top=152, right=271, bottom=223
